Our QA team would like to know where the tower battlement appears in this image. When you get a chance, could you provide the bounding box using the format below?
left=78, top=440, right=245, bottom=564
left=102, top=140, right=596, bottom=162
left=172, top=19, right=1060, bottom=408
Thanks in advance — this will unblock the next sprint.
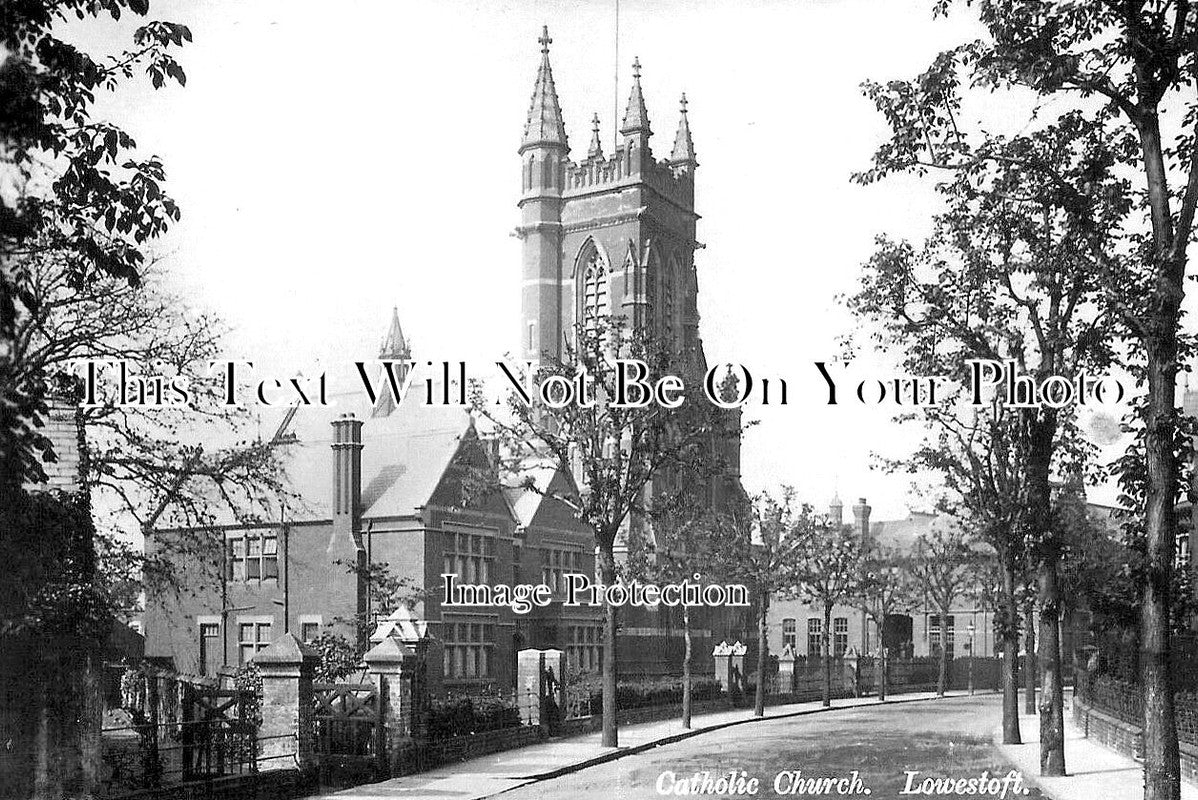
left=518, top=27, right=701, bottom=366
left=562, top=152, right=694, bottom=208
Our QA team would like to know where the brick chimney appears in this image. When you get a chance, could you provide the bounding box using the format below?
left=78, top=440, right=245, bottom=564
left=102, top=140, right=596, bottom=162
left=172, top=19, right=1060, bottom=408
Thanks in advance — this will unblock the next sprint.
left=331, top=413, right=364, bottom=531
left=852, top=497, right=871, bottom=540
left=23, top=396, right=85, bottom=495
left=330, top=413, right=367, bottom=648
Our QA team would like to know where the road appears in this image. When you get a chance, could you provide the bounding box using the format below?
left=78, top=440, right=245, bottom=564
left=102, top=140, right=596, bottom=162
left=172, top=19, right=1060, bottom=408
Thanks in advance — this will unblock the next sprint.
left=500, top=694, right=1040, bottom=800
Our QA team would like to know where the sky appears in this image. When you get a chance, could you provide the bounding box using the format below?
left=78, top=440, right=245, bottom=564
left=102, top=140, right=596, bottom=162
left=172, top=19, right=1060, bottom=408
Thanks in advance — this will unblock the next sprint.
left=69, top=0, right=1129, bottom=519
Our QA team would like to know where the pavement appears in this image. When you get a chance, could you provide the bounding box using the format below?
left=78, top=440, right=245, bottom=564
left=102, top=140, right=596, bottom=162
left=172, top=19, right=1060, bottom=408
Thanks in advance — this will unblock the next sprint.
left=317, top=690, right=967, bottom=799
left=994, top=698, right=1198, bottom=800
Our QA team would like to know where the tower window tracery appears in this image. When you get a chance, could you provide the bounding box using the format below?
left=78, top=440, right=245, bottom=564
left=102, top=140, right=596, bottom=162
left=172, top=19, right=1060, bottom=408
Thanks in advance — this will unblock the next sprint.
left=581, top=250, right=609, bottom=344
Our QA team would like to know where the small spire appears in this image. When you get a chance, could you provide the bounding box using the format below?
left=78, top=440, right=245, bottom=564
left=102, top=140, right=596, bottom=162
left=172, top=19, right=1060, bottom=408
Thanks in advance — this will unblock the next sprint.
left=670, top=92, right=697, bottom=166
left=379, top=306, right=410, bottom=361
left=521, top=25, right=568, bottom=153
left=588, top=112, right=604, bottom=160
left=620, top=57, right=650, bottom=137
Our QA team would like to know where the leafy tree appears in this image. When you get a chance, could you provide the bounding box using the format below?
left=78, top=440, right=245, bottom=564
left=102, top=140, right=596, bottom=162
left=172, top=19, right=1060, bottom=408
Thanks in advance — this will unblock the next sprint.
left=854, top=542, right=919, bottom=701
left=473, top=318, right=738, bottom=747
left=790, top=518, right=864, bottom=707
left=625, top=497, right=711, bottom=729
left=855, top=4, right=1198, bottom=792
left=1, top=0, right=191, bottom=485
left=910, top=524, right=977, bottom=697
left=688, top=488, right=809, bottom=718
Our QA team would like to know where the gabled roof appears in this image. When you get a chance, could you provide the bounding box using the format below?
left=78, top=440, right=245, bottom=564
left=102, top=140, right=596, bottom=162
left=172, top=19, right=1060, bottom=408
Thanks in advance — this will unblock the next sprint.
left=271, top=374, right=474, bottom=522
left=500, top=456, right=578, bottom=529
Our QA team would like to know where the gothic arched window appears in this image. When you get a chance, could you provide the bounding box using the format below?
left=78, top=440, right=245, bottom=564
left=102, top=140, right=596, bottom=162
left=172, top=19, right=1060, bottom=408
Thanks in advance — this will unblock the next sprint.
left=580, top=250, right=609, bottom=344
left=662, top=258, right=678, bottom=342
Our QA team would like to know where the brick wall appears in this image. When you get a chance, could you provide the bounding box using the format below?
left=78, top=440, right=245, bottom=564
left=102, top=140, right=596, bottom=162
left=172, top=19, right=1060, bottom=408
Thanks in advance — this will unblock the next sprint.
left=103, top=768, right=317, bottom=800
left=1072, top=697, right=1198, bottom=784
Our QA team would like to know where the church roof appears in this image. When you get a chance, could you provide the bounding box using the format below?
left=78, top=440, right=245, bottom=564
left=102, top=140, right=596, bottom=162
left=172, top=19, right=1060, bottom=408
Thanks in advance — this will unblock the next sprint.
left=620, top=58, right=651, bottom=136
left=670, top=93, right=696, bottom=164
left=520, top=26, right=568, bottom=153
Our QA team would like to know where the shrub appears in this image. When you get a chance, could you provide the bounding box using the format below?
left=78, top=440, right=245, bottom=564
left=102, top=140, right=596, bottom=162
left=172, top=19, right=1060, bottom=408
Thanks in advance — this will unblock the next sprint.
left=426, top=693, right=522, bottom=739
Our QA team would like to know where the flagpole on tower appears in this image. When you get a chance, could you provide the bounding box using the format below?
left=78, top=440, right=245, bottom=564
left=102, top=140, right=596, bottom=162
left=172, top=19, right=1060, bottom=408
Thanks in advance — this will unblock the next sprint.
left=614, top=0, right=620, bottom=152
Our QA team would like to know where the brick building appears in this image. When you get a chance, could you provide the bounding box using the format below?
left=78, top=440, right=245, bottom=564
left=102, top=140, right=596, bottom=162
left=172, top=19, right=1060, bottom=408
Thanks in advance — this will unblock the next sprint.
left=767, top=497, right=998, bottom=663
left=145, top=28, right=753, bottom=688
left=144, top=311, right=604, bottom=694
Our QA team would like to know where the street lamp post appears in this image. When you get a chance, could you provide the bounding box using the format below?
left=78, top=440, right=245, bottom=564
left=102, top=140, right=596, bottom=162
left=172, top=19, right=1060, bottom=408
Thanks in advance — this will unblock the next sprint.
left=967, top=621, right=976, bottom=695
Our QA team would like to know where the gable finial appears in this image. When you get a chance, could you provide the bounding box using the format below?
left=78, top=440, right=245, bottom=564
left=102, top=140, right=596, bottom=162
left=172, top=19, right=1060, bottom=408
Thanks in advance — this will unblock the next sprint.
left=539, top=24, right=552, bottom=54
left=632, top=56, right=642, bottom=80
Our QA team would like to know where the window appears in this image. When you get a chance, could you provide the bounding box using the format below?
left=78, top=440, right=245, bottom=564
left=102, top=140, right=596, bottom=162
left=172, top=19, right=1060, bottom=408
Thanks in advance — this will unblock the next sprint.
left=237, top=619, right=273, bottom=664
left=581, top=250, right=609, bottom=341
left=1179, top=534, right=1192, bottom=569
left=661, top=258, right=677, bottom=340
left=833, top=617, right=849, bottom=656
left=566, top=624, right=602, bottom=673
left=807, top=618, right=822, bottom=657
left=443, top=529, right=495, bottom=587
left=782, top=618, right=797, bottom=651
left=299, top=617, right=322, bottom=644
left=443, top=620, right=496, bottom=679
left=930, top=614, right=955, bottom=659
left=227, top=530, right=278, bottom=582
left=541, top=547, right=582, bottom=594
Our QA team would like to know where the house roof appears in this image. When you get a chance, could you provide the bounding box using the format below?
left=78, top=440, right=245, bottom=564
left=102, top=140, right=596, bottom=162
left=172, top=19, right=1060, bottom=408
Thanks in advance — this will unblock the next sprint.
left=500, top=456, right=579, bottom=529
left=273, top=377, right=474, bottom=522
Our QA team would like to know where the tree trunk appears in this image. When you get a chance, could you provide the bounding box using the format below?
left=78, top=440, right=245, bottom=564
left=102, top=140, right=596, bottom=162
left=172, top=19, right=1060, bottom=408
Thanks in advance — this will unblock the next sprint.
left=936, top=604, right=949, bottom=697
left=1025, top=408, right=1064, bottom=775
left=876, top=617, right=887, bottom=701
left=1000, top=556, right=1022, bottom=744
left=1024, top=598, right=1037, bottom=716
left=755, top=595, right=768, bottom=717
left=822, top=604, right=832, bottom=707
left=682, top=604, right=692, bottom=729
left=598, top=542, right=619, bottom=747
left=1142, top=330, right=1183, bottom=800
left=1038, top=559, right=1066, bottom=775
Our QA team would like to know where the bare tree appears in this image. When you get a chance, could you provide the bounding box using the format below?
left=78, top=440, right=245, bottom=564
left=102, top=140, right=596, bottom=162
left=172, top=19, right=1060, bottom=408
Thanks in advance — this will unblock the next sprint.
left=910, top=524, right=976, bottom=696
left=854, top=542, right=919, bottom=701
left=791, top=518, right=864, bottom=707
left=473, top=319, right=738, bottom=746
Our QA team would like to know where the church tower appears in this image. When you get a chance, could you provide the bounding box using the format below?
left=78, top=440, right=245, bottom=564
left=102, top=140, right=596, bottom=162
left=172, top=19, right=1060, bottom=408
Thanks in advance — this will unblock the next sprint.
left=517, top=28, right=703, bottom=372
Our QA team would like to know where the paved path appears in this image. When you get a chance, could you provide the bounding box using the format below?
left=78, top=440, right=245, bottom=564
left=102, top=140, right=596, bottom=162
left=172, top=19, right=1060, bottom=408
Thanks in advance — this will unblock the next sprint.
left=995, top=699, right=1198, bottom=800
left=485, top=694, right=1031, bottom=800
left=319, top=690, right=972, bottom=800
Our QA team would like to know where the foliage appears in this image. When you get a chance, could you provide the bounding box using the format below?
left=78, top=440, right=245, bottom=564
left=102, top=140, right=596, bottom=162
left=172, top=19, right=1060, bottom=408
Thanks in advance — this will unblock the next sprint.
left=232, top=662, right=262, bottom=728
left=331, top=559, right=427, bottom=648
left=790, top=519, right=864, bottom=622
left=426, top=692, right=522, bottom=739
left=567, top=674, right=725, bottom=710
left=1, top=0, right=192, bottom=483
left=0, top=483, right=110, bottom=639
left=910, top=524, right=979, bottom=618
left=854, top=541, right=920, bottom=649
left=310, top=631, right=360, bottom=684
